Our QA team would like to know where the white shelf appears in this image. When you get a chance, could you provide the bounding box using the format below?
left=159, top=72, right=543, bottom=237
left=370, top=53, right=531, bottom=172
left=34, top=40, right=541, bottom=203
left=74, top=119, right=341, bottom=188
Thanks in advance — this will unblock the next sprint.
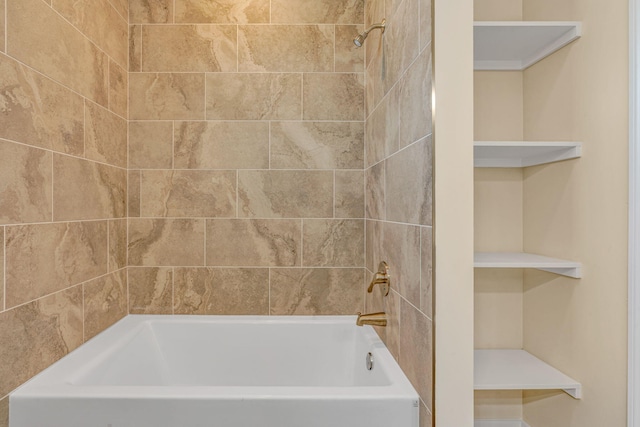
left=474, top=349, right=582, bottom=399
left=474, top=252, right=582, bottom=278
left=474, top=21, right=582, bottom=70
left=474, top=141, right=582, bottom=167
left=475, top=421, right=531, bottom=427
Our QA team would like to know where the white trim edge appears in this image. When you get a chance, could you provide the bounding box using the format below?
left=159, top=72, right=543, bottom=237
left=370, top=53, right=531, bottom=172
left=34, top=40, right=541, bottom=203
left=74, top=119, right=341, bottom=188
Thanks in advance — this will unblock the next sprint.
left=630, top=0, right=640, bottom=425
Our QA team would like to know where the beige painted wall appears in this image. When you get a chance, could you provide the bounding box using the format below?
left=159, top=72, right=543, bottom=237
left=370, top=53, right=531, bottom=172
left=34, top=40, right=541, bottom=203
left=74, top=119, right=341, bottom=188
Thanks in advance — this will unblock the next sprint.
left=522, top=0, right=629, bottom=425
left=434, top=0, right=475, bottom=424
left=473, top=0, right=629, bottom=425
left=473, top=1, right=526, bottom=420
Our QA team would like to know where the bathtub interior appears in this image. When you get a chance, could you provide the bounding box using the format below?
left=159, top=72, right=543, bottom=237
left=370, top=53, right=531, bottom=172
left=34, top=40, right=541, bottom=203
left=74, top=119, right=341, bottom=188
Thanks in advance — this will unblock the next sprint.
left=70, top=317, right=393, bottom=387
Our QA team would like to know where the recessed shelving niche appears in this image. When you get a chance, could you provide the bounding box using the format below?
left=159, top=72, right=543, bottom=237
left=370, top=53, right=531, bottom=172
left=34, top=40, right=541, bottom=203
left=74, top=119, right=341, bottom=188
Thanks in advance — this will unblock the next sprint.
left=475, top=349, right=582, bottom=399
left=474, top=141, right=582, bottom=168
left=474, top=252, right=582, bottom=278
left=474, top=21, right=582, bottom=70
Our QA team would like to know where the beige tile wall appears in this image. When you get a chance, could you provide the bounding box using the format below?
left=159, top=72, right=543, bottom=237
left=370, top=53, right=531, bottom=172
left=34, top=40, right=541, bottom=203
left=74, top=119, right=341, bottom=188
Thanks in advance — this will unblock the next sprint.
left=364, top=0, right=434, bottom=425
left=0, top=0, right=128, bottom=419
left=127, top=0, right=367, bottom=317
left=0, top=0, right=434, bottom=425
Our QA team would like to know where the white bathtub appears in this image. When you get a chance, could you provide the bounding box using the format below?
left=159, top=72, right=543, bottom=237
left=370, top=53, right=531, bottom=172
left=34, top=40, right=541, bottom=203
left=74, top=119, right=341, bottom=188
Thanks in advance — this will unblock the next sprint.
left=10, top=315, right=419, bottom=427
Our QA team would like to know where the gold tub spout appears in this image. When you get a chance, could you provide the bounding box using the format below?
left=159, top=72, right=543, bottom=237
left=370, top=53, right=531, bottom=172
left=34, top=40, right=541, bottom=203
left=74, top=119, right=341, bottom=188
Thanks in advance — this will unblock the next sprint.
left=356, top=312, right=387, bottom=327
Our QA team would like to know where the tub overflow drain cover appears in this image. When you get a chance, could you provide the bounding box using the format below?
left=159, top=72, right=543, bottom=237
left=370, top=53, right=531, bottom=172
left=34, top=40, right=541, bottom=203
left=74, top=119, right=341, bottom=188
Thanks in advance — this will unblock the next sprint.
left=366, top=352, right=374, bottom=370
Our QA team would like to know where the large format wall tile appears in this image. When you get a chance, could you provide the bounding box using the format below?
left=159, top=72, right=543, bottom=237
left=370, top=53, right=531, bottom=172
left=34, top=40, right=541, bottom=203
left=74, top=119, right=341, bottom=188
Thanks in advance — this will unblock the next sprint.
left=7, top=0, right=109, bottom=106
left=238, top=25, right=333, bottom=72
left=270, top=268, right=364, bottom=315
left=206, top=219, right=301, bottom=266
left=0, top=140, right=52, bottom=225
left=336, top=25, right=365, bottom=72
left=399, top=300, right=433, bottom=408
left=129, top=121, right=174, bottom=169
left=335, top=171, right=364, bottom=218
left=85, top=101, right=127, bottom=168
left=109, top=0, right=128, bottom=19
left=128, top=267, right=173, bottom=314
left=365, top=86, right=400, bottom=166
left=0, top=287, right=82, bottom=397
left=174, top=268, right=268, bottom=314
left=365, top=161, right=385, bottom=220
left=52, top=0, right=128, bottom=68
left=238, top=170, right=333, bottom=218
left=128, top=219, right=205, bottom=266
left=0, top=397, right=7, bottom=427
left=270, top=122, right=364, bottom=169
left=302, top=219, right=364, bottom=267
left=109, top=60, right=128, bottom=118
left=399, top=48, right=432, bottom=148
left=271, top=0, right=364, bottom=24
left=385, top=136, right=433, bottom=225
left=0, top=54, right=84, bottom=155
left=130, top=73, right=205, bottom=120
left=130, top=0, right=173, bottom=23
left=174, top=121, right=269, bottom=169
left=175, top=0, right=269, bottom=24
left=83, top=270, right=127, bottom=340
left=5, top=222, right=107, bottom=308
left=380, top=221, right=421, bottom=307
left=382, top=0, right=420, bottom=93
left=206, top=73, right=301, bottom=120
left=419, top=0, right=432, bottom=51
left=142, top=25, right=237, bottom=72
left=53, top=155, right=126, bottom=221
left=140, top=170, right=236, bottom=218
left=303, top=73, right=364, bottom=120
left=109, top=219, right=127, bottom=272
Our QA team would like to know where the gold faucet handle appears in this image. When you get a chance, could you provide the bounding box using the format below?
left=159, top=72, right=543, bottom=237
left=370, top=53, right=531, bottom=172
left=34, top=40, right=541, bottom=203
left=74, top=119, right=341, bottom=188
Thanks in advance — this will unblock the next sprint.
left=367, top=261, right=390, bottom=296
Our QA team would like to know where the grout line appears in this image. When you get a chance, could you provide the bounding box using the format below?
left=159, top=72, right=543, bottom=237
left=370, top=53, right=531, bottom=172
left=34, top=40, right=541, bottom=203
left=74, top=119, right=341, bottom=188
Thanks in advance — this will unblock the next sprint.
left=267, top=267, right=271, bottom=315
left=203, top=219, right=207, bottom=266
left=173, top=0, right=176, bottom=24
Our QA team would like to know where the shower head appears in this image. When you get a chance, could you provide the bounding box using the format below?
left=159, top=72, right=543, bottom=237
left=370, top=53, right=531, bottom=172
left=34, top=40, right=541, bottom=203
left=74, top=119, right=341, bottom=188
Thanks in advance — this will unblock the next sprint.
left=353, top=19, right=386, bottom=48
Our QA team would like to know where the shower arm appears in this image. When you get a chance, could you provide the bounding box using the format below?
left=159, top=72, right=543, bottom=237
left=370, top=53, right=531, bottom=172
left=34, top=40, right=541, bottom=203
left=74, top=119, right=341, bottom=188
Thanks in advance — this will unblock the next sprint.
left=362, top=20, right=386, bottom=37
